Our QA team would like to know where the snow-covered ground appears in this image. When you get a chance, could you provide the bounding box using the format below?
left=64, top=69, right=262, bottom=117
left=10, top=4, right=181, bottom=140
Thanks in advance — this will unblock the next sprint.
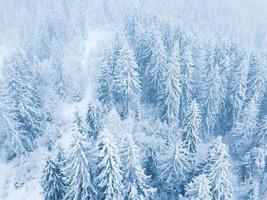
left=0, top=30, right=111, bottom=200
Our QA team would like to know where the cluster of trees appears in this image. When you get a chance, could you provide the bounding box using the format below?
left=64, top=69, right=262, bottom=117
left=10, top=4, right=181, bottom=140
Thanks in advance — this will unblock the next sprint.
left=0, top=2, right=266, bottom=199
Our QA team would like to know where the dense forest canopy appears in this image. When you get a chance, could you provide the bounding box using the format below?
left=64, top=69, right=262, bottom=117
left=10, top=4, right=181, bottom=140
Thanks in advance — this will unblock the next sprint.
left=0, top=0, right=266, bottom=199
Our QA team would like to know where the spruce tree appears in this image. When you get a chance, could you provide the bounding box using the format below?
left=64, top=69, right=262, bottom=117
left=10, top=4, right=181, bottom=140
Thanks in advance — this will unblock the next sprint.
left=96, top=129, right=124, bottom=200
left=158, top=41, right=181, bottom=124
left=41, top=158, right=66, bottom=200
left=0, top=83, right=28, bottom=157
left=121, top=135, right=155, bottom=200
left=181, top=100, right=201, bottom=154
left=3, top=50, right=43, bottom=150
left=158, top=139, right=192, bottom=190
left=51, top=39, right=68, bottom=100
left=205, top=137, right=234, bottom=200
left=200, top=64, right=222, bottom=135
left=86, top=101, right=102, bottom=139
left=229, top=52, right=249, bottom=120
left=64, top=112, right=97, bottom=200
left=145, top=33, right=167, bottom=104
left=185, top=174, right=212, bottom=200
left=112, top=36, right=141, bottom=119
left=246, top=52, right=266, bottom=105
left=180, top=44, right=195, bottom=124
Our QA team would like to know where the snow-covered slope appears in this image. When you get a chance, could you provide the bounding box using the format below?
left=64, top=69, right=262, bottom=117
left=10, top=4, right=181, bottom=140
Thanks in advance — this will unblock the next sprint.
left=0, top=30, right=111, bottom=200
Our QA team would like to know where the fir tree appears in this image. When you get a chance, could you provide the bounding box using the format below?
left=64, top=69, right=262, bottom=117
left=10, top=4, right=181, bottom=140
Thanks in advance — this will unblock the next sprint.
left=200, top=64, right=222, bottom=136
left=3, top=50, right=43, bottom=149
left=205, top=137, right=234, bottom=200
left=145, top=33, right=167, bottom=104
left=246, top=52, right=266, bottom=105
left=51, top=39, right=68, bottom=100
left=185, top=174, right=212, bottom=200
left=41, top=157, right=66, bottom=200
left=64, top=114, right=97, bottom=200
left=228, top=52, right=249, bottom=120
left=121, top=135, right=155, bottom=200
left=231, top=97, right=259, bottom=157
left=0, top=83, right=28, bottom=157
left=158, top=41, right=181, bottom=124
left=158, top=139, right=192, bottom=191
left=180, top=44, right=195, bottom=124
left=86, top=101, right=102, bottom=139
left=112, top=36, right=141, bottom=119
left=96, top=129, right=124, bottom=200
left=181, top=100, right=201, bottom=154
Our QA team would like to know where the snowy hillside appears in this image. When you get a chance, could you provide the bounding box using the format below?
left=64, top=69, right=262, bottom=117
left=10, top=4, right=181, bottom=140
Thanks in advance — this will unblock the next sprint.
left=0, top=1, right=267, bottom=200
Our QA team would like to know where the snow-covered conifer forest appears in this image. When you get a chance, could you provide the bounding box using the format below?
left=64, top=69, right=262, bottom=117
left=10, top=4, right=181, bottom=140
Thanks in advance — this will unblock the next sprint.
left=0, top=0, right=267, bottom=199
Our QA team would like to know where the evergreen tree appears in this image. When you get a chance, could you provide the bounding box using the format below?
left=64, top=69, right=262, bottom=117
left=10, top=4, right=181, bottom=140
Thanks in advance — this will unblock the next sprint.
left=121, top=135, right=155, bottom=200
left=97, top=51, right=113, bottom=112
left=112, top=36, right=141, bottom=119
left=231, top=97, right=259, bottom=157
left=145, top=33, right=167, bottom=104
left=51, top=39, right=68, bottom=100
left=0, top=83, right=28, bottom=157
left=158, top=139, right=192, bottom=191
left=205, top=137, right=234, bottom=200
left=3, top=50, right=43, bottom=149
left=158, top=41, right=181, bottom=124
left=229, top=52, right=249, bottom=120
left=64, top=112, right=97, bottom=200
left=86, top=101, right=102, bottom=139
left=182, top=100, right=201, bottom=154
left=185, top=174, right=212, bottom=200
left=41, top=157, right=66, bottom=200
left=200, top=64, right=222, bottom=135
left=180, top=44, right=195, bottom=124
left=246, top=52, right=266, bottom=105
left=96, top=129, right=124, bottom=200
left=254, top=116, right=267, bottom=147
left=239, top=147, right=265, bottom=200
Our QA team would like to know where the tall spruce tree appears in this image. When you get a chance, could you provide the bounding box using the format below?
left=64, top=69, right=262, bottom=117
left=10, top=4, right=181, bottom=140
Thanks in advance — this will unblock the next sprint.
left=121, top=135, right=155, bottom=200
left=3, top=50, right=43, bottom=151
left=158, top=41, right=181, bottom=124
left=158, top=139, right=192, bottom=192
left=41, top=157, right=66, bottom=200
left=64, top=112, right=97, bottom=200
left=86, top=101, right=102, bottom=139
left=96, top=129, right=124, bottom=200
left=205, top=137, right=234, bottom=200
left=185, top=174, right=212, bottom=200
left=112, top=35, right=141, bottom=119
left=182, top=100, right=201, bottom=154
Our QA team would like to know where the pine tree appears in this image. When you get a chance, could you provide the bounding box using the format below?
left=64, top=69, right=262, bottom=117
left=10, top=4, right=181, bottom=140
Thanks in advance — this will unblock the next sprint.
left=112, top=36, right=141, bottom=119
left=0, top=83, right=28, bottom=157
left=121, top=135, right=155, bottom=200
left=239, top=147, right=265, bottom=200
left=96, top=129, right=124, bottom=200
left=145, top=33, right=168, bottom=104
left=97, top=52, right=113, bottom=112
left=51, top=39, right=68, bottom=99
left=180, top=44, right=195, bottom=124
left=200, top=64, right=222, bottom=135
left=158, top=41, right=181, bottom=124
left=231, top=97, right=259, bottom=157
left=41, top=158, right=66, bottom=200
left=3, top=50, right=43, bottom=149
left=229, top=52, right=249, bottom=120
left=254, top=116, right=267, bottom=147
left=185, top=174, right=212, bottom=200
left=64, top=113, right=97, bottom=200
left=86, top=101, right=102, bottom=139
left=182, top=100, right=201, bottom=154
left=246, top=52, right=266, bottom=105
left=205, top=137, right=234, bottom=200
left=158, top=139, right=192, bottom=190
